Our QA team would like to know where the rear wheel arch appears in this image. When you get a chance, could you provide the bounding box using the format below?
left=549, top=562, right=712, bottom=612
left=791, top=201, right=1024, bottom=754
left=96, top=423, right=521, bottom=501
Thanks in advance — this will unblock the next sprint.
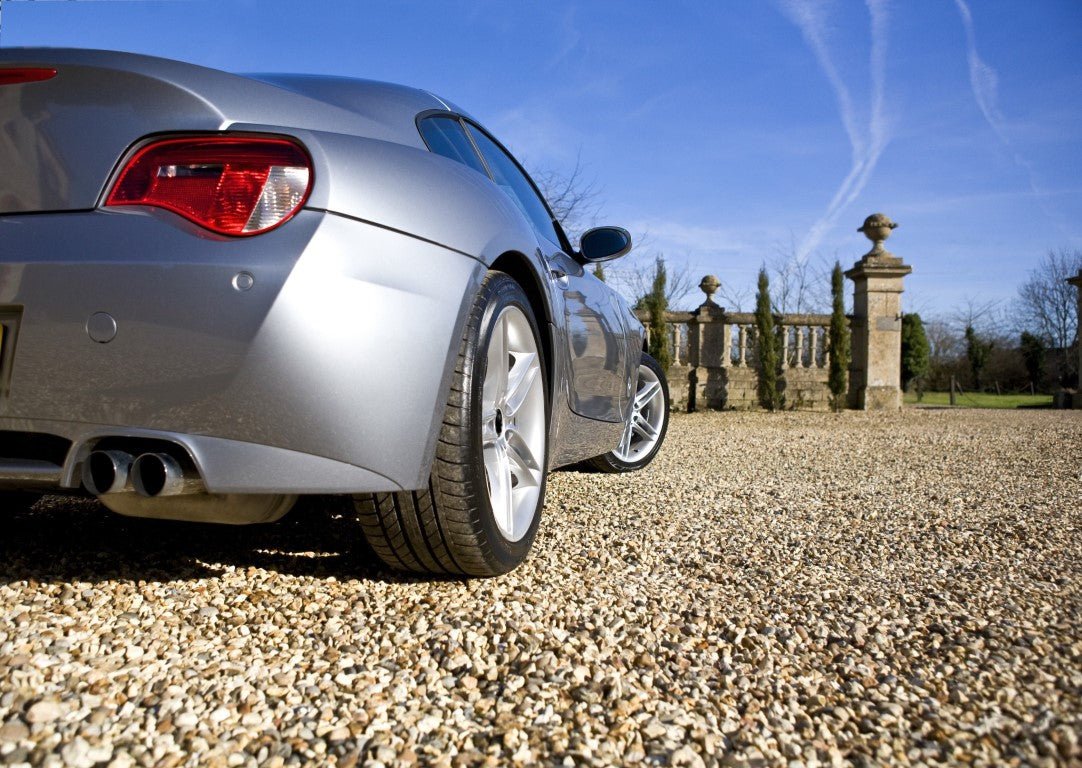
left=356, top=270, right=549, bottom=576
left=489, top=251, right=556, bottom=407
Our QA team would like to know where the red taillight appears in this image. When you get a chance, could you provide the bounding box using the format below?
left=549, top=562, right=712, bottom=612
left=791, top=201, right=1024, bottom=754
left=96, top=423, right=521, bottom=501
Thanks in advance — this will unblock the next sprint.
left=0, top=67, right=58, bottom=85
left=105, top=136, right=313, bottom=236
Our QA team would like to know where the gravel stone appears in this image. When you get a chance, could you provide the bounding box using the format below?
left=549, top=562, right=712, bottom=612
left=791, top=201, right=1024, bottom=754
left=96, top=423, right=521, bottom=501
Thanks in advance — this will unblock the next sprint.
left=1, top=409, right=1079, bottom=766
left=0, top=721, right=30, bottom=742
left=25, top=701, right=62, bottom=724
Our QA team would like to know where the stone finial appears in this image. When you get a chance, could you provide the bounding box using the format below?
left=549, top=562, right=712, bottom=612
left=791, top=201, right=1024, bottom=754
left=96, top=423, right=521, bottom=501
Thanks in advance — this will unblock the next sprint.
left=699, top=275, right=721, bottom=305
left=858, top=213, right=898, bottom=257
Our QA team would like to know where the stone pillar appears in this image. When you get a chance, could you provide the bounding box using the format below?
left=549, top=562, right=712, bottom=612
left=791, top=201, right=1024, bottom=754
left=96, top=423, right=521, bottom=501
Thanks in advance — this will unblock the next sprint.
left=687, top=275, right=724, bottom=411
left=846, top=213, right=912, bottom=410
left=1069, top=270, right=1082, bottom=409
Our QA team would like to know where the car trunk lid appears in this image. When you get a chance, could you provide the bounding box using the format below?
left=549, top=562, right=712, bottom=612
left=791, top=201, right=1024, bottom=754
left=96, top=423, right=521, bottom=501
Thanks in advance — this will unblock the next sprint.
left=0, top=48, right=404, bottom=215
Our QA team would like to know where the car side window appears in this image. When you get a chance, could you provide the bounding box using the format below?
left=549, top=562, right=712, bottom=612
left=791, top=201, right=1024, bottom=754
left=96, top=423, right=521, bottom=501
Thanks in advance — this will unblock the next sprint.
left=417, top=117, right=488, bottom=176
left=465, top=124, right=561, bottom=244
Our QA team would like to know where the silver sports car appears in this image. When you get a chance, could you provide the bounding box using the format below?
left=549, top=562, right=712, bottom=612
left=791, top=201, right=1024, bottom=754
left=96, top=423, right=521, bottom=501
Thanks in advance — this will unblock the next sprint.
left=0, top=49, right=669, bottom=576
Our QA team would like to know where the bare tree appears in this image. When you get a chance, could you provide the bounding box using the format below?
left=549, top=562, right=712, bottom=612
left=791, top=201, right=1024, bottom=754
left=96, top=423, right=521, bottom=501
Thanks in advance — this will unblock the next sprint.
left=703, top=251, right=833, bottom=314
left=765, top=238, right=833, bottom=314
left=924, top=315, right=962, bottom=362
left=952, top=296, right=1009, bottom=338
left=610, top=253, right=698, bottom=310
left=529, top=154, right=602, bottom=245
left=715, top=280, right=755, bottom=313
left=923, top=314, right=966, bottom=390
left=1016, top=248, right=1082, bottom=349
left=529, top=158, right=702, bottom=308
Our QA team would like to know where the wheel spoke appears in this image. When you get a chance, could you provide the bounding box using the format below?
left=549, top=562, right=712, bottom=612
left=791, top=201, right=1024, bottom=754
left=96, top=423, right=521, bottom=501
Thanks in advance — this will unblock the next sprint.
left=485, top=313, right=509, bottom=407
left=481, top=411, right=499, bottom=443
left=484, top=442, right=513, bottom=532
left=619, top=419, right=634, bottom=456
left=632, top=413, right=659, bottom=441
left=505, top=430, right=542, bottom=488
left=503, top=352, right=539, bottom=417
left=635, top=380, right=662, bottom=410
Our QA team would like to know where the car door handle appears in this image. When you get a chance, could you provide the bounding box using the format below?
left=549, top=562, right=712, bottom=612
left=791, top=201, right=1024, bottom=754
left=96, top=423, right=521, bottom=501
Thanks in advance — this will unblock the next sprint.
left=550, top=267, right=569, bottom=288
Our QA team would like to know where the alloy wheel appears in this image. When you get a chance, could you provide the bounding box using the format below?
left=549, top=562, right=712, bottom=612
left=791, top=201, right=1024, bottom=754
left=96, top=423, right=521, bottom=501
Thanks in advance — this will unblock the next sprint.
left=481, top=305, right=546, bottom=542
left=614, top=363, right=665, bottom=463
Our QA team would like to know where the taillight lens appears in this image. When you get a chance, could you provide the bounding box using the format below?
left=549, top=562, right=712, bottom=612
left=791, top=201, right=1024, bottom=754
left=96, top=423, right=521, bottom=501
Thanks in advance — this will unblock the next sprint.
left=105, top=136, right=313, bottom=236
left=0, top=67, right=57, bottom=85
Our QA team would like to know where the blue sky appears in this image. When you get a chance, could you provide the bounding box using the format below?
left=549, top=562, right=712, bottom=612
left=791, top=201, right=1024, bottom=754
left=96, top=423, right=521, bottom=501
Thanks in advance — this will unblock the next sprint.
left=2, top=0, right=1081, bottom=315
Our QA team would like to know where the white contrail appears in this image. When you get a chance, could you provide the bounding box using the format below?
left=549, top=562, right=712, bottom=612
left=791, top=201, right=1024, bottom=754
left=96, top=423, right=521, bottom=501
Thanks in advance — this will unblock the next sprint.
left=779, top=0, right=891, bottom=261
left=954, top=0, right=1007, bottom=142
left=954, top=0, right=1058, bottom=226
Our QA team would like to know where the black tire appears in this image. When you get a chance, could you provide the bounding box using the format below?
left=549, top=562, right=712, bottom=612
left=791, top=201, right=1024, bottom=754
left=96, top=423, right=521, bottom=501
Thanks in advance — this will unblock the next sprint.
left=354, top=271, right=548, bottom=577
left=586, top=351, right=669, bottom=473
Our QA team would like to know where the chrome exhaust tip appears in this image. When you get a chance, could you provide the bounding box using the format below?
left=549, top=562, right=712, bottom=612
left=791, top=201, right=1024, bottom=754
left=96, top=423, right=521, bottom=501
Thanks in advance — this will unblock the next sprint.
left=131, top=453, right=201, bottom=497
left=82, top=450, right=134, bottom=495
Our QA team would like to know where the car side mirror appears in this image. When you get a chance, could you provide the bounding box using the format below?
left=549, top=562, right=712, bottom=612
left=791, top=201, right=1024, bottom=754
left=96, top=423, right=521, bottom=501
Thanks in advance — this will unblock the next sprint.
left=579, top=226, right=632, bottom=263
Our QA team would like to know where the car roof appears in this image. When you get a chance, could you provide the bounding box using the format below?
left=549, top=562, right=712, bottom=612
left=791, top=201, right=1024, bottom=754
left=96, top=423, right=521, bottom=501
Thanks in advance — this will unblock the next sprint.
left=245, top=73, right=464, bottom=134
left=0, top=48, right=473, bottom=147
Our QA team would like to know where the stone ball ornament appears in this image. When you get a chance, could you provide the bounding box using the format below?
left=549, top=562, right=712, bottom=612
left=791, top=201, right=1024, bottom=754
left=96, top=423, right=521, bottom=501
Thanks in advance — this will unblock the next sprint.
left=858, top=213, right=898, bottom=256
left=699, top=274, right=720, bottom=300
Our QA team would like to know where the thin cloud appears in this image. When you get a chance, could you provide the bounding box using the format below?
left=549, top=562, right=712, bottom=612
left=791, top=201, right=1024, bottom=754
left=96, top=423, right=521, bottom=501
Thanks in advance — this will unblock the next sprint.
left=778, top=0, right=892, bottom=261
left=624, top=218, right=762, bottom=257
left=489, top=107, right=579, bottom=166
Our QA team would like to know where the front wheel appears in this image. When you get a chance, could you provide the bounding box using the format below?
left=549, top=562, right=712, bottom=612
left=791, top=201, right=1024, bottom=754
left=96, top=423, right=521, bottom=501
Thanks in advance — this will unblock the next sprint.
left=355, top=271, right=548, bottom=577
left=586, top=351, right=669, bottom=473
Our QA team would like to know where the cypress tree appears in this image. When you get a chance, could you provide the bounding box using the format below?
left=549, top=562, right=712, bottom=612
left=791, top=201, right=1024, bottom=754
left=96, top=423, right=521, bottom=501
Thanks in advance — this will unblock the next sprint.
left=900, top=313, right=930, bottom=397
left=755, top=267, right=781, bottom=411
left=646, top=258, right=671, bottom=373
left=827, top=261, right=850, bottom=411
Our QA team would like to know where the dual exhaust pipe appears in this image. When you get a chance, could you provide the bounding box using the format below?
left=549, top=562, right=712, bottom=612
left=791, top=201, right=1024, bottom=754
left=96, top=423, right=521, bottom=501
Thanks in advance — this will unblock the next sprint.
left=82, top=450, right=202, bottom=498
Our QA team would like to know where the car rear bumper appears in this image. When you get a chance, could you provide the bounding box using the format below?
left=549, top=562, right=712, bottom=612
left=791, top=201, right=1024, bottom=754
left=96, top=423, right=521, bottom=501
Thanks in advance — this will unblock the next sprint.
left=0, top=207, right=484, bottom=493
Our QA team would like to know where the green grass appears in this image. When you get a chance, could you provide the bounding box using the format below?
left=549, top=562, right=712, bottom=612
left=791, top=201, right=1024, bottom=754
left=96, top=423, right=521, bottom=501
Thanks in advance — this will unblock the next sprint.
left=904, top=391, right=1054, bottom=409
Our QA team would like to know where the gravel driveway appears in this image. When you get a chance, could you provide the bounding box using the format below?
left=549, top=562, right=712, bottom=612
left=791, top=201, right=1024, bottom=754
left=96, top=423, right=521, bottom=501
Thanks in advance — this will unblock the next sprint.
left=1, top=409, right=1080, bottom=767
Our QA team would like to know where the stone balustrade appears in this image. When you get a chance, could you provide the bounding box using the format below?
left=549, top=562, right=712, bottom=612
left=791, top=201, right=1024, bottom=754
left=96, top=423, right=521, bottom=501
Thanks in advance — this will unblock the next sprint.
left=633, top=212, right=913, bottom=411
left=636, top=307, right=836, bottom=409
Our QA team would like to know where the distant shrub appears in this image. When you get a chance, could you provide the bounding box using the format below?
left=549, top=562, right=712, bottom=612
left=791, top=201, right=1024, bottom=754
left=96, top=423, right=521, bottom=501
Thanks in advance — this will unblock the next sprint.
left=965, top=325, right=994, bottom=390
left=1019, top=331, right=1046, bottom=392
